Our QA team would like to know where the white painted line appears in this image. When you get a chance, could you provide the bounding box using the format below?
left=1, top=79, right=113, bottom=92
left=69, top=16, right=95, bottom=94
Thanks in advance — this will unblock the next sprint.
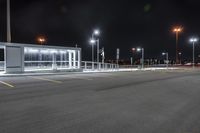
left=58, top=75, right=93, bottom=81
left=0, top=81, right=14, bottom=88
left=29, top=76, right=62, bottom=84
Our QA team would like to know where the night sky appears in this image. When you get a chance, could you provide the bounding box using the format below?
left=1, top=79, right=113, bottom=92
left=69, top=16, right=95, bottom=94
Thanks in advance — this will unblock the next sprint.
left=1, top=0, right=200, bottom=61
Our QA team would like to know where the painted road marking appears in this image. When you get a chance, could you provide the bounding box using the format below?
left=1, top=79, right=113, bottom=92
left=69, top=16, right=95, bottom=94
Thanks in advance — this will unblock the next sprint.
left=0, top=81, right=14, bottom=88
left=59, top=75, right=93, bottom=81
left=29, top=76, right=62, bottom=84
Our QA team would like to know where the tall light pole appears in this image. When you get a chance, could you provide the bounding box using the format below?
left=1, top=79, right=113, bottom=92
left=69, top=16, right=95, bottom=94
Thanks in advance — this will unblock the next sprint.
left=137, top=48, right=144, bottom=69
left=90, top=39, right=95, bottom=70
left=162, top=52, right=169, bottom=69
left=96, top=39, right=100, bottom=63
left=92, top=29, right=100, bottom=63
left=189, top=37, right=198, bottom=69
left=90, top=29, right=100, bottom=69
left=173, top=27, right=182, bottom=64
left=7, top=0, right=11, bottom=42
left=131, top=48, right=136, bottom=65
left=179, top=52, right=182, bottom=64
left=90, top=39, right=96, bottom=63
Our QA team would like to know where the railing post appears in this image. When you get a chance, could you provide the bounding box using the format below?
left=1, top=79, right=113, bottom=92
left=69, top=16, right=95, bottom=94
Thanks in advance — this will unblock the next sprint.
left=99, top=62, right=101, bottom=70
left=92, top=62, right=94, bottom=70
left=84, top=62, right=87, bottom=70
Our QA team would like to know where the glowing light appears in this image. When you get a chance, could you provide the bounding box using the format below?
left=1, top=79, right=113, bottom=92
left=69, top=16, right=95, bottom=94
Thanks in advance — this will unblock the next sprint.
left=137, top=48, right=142, bottom=52
left=173, top=27, right=183, bottom=33
left=94, top=29, right=100, bottom=35
left=132, top=48, right=136, bottom=51
left=37, top=36, right=46, bottom=45
left=190, top=38, right=198, bottom=43
left=90, top=39, right=96, bottom=44
left=162, top=52, right=166, bottom=55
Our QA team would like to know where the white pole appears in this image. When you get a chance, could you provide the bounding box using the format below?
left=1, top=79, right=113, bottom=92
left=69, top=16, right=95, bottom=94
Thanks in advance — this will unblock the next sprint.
left=193, top=42, right=195, bottom=69
left=7, top=0, right=11, bottom=42
left=97, top=39, right=99, bottom=63
left=91, top=34, right=94, bottom=70
left=97, top=39, right=99, bottom=69
left=166, top=53, right=169, bottom=69
left=69, top=52, right=72, bottom=69
left=142, top=48, right=144, bottom=69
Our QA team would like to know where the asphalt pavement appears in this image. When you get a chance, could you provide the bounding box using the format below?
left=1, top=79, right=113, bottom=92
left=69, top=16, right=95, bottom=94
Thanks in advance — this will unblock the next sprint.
left=1, top=69, right=200, bottom=133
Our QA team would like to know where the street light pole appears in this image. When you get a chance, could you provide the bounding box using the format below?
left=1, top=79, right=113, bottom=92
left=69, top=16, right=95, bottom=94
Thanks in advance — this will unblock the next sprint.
left=7, top=0, right=11, bottom=43
left=137, top=48, right=144, bottom=69
left=175, top=31, right=178, bottom=64
left=90, top=38, right=95, bottom=70
left=179, top=52, right=182, bottom=64
left=92, top=34, right=94, bottom=63
left=141, top=48, right=144, bottom=69
left=166, top=53, right=169, bottom=69
left=90, top=29, right=100, bottom=70
left=91, top=29, right=100, bottom=63
left=173, top=27, right=182, bottom=64
left=189, top=37, right=198, bottom=69
left=193, top=41, right=195, bottom=69
left=162, top=52, right=169, bottom=69
left=97, top=39, right=99, bottom=63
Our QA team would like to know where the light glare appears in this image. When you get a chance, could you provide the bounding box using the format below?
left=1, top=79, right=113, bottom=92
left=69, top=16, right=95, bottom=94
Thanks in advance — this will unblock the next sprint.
left=94, top=29, right=100, bottom=35
left=137, top=48, right=141, bottom=52
left=190, top=38, right=198, bottom=43
left=90, top=39, right=96, bottom=44
left=173, top=27, right=182, bottom=33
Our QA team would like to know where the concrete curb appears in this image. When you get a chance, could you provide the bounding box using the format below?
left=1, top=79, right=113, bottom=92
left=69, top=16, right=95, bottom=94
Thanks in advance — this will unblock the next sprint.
left=0, top=68, right=184, bottom=77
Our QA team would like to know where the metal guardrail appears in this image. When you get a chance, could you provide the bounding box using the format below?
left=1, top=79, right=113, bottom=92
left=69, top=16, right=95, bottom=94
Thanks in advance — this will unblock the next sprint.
left=1, top=60, right=119, bottom=72
left=119, top=64, right=174, bottom=69
left=81, top=61, right=119, bottom=71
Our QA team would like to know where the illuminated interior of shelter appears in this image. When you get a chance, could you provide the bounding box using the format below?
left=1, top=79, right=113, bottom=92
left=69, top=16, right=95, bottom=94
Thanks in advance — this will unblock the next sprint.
left=24, top=47, right=80, bottom=71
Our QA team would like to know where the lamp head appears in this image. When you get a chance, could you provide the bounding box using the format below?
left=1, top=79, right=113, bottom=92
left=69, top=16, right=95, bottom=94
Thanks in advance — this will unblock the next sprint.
left=190, top=37, right=198, bottom=43
left=90, top=39, right=96, bottom=44
left=137, top=48, right=142, bottom=52
left=94, top=29, right=100, bottom=35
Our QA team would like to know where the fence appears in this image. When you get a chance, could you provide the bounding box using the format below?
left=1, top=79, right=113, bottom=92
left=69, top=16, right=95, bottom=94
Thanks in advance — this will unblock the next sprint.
left=81, top=61, right=119, bottom=71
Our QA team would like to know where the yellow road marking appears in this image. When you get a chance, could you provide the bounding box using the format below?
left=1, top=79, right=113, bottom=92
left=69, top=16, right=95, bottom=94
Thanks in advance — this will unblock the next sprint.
left=29, top=76, right=62, bottom=84
left=0, top=81, right=14, bottom=88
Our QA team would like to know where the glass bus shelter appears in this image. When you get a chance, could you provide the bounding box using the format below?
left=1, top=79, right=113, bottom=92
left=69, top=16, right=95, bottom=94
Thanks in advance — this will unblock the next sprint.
left=24, top=47, right=80, bottom=71
left=0, top=42, right=81, bottom=73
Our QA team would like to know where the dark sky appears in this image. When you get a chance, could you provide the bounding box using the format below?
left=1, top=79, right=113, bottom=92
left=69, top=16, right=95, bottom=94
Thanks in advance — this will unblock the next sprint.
left=1, top=0, right=200, bottom=61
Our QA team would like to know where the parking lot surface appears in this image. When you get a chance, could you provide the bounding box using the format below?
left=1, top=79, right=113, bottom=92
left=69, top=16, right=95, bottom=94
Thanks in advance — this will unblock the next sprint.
left=1, top=70, right=200, bottom=133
